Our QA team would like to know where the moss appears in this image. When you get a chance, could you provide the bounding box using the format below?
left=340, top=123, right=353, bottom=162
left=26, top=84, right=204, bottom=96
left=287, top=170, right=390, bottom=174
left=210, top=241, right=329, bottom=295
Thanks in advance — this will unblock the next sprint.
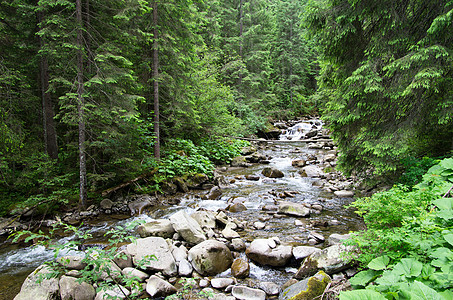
left=281, top=271, right=331, bottom=300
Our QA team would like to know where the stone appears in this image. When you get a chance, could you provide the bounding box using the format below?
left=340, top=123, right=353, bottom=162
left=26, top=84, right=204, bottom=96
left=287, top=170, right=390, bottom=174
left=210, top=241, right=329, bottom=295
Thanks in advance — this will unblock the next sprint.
left=259, top=282, right=280, bottom=296
left=229, top=203, right=247, bottom=213
left=231, top=258, right=250, bottom=279
left=59, top=275, right=95, bottom=300
left=57, top=256, right=86, bottom=270
left=178, top=258, right=193, bottom=277
left=327, top=233, right=351, bottom=246
left=294, top=244, right=354, bottom=279
left=262, top=167, right=284, bottom=178
left=232, top=286, right=266, bottom=300
left=245, top=238, right=292, bottom=267
left=171, top=245, right=188, bottom=262
left=14, top=265, right=59, bottom=300
left=188, top=240, right=233, bottom=276
left=281, top=279, right=298, bottom=292
left=231, top=156, right=251, bottom=167
left=292, top=246, right=321, bottom=260
left=174, top=177, right=189, bottom=193
left=253, top=221, right=266, bottom=230
left=100, top=199, right=114, bottom=210
left=211, top=278, right=235, bottom=289
left=334, top=190, right=354, bottom=198
left=191, top=211, right=216, bottom=229
left=146, top=275, right=177, bottom=298
left=222, top=223, right=240, bottom=239
left=128, top=195, right=155, bottom=215
left=185, top=173, right=209, bottom=189
left=299, top=165, right=324, bottom=178
left=231, top=238, right=246, bottom=252
left=121, top=267, right=149, bottom=282
left=245, top=174, right=260, bottom=181
left=137, top=219, right=175, bottom=238
left=126, top=237, right=177, bottom=276
left=246, top=152, right=267, bottom=163
left=278, top=202, right=310, bottom=217
left=170, top=210, right=207, bottom=245
left=241, top=146, right=257, bottom=155
left=113, top=250, right=133, bottom=269
left=206, top=186, right=223, bottom=200
left=279, top=271, right=331, bottom=300
left=95, top=285, right=130, bottom=300
left=291, top=160, right=306, bottom=168
left=308, top=232, right=325, bottom=242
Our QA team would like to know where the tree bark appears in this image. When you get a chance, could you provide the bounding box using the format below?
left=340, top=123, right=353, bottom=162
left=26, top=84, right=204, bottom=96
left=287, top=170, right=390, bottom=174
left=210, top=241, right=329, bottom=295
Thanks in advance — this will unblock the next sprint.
left=153, top=1, right=160, bottom=159
left=238, top=0, right=243, bottom=88
left=76, top=0, right=87, bottom=209
left=37, top=11, right=58, bottom=160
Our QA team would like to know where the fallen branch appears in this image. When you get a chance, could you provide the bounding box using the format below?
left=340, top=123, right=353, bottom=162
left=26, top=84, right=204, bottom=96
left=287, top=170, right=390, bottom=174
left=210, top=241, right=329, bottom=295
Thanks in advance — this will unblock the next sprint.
left=101, top=169, right=157, bottom=197
left=227, top=136, right=332, bottom=143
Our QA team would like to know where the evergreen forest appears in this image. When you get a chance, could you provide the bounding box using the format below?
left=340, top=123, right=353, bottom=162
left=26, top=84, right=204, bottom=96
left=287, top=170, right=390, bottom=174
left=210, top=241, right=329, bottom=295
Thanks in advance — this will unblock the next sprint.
left=1, top=0, right=453, bottom=298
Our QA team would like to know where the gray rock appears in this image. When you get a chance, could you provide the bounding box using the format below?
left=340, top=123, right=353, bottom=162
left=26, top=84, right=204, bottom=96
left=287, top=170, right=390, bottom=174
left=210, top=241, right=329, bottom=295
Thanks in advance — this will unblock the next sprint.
left=57, top=256, right=86, bottom=270
left=232, top=286, right=266, bottom=300
left=100, top=199, right=114, bottom=210
left=211, top=278, right=235, bottom=289
left=170, top=210, right=207, bottom=245
left=291, top=160, right=306, bottom=168
left=229, top=203, right=247, bottom=213
left=128, top=195, right=156, bottom=215
left=188, top=240, right=233, bottom=276
left=171, top=245, right=188, bottom=262
left=205, top=186, right=222, bottom=200
left=95, top=285, right=130, bottom=300
left=292, top=246, right=321, bottom=260
left=126, top=237, right=177, bottom=276
left=121, top=267, right=149, bottom=282
left=222, top=223, right=240, bottom=239
left=299, top=165, right=324, bottom=178
left=191, top=211, right=216, bottom=229
left=308, top=232, right=325, bottom=242
left=14, top=265, right=59, bottom=300
left=178, top=258, right=193, bottom=277
left=137, top=219, right=175, bottom=238
left=327, top=233, right=351, bottom=246
left=145, top=275, right=177, bottom=298
left=294, top=244, right=354, bottom=279
left=262, top=167, right=284, bottom=178
left=259, top=282, right=280, bottom=296
left=245, top=174, right=260, bottom=181
left=245, top=238, right=292, bottom=267
left=59, top=275, right=95, bottom=300
left=113, top=250, right=133, bottom=269
left=231, top=156, right=251, bottom=167
left=278, top=202, right=310, bottom=217
left=231, top=238, right=246, bottom=252
left=334, top=190, right=354, bottom=198
left=279, top=271, right=331, bottom=300
left=253, top=221, right=266, bottom=230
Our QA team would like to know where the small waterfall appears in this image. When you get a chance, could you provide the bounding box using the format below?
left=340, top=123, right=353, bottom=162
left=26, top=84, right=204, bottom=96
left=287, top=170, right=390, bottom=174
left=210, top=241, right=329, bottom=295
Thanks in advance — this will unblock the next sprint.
left=279, top=120, right=323, bottom=141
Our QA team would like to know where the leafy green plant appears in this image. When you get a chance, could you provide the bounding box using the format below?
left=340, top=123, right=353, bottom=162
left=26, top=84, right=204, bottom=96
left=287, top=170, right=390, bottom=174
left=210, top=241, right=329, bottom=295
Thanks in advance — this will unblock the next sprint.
left=165, top=278, right=214, bottom=300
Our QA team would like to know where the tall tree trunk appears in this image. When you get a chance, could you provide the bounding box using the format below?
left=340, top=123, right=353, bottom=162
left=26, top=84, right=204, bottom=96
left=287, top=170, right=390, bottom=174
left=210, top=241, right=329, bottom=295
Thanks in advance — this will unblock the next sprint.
left=76, top=0, right=87, bottom=209
left=289, top=20, right=293, bottom=104
left=153, top=1, right=160, bottom=159
left=37, top=11, right=58, bottom=160
left=238, top=0, right=243, bottom=88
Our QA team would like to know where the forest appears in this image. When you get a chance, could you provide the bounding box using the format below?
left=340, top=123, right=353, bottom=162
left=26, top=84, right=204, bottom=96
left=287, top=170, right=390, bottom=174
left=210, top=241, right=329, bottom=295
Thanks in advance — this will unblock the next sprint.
left=1, top=0, right=453, bottom=298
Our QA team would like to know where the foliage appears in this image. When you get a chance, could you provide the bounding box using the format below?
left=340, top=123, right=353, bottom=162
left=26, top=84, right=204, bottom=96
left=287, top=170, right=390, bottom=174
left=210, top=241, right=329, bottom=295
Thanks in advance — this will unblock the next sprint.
left=398, top=157, right=440, bottom=188
left=342, top=157, right=453, bottom=299
left=165, top=278, right=214, bottom=300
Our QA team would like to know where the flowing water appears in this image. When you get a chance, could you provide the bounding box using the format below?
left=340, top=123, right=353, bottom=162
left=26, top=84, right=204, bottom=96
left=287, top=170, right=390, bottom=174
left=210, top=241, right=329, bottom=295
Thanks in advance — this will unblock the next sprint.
left=0, top=120, right=364, bottom=299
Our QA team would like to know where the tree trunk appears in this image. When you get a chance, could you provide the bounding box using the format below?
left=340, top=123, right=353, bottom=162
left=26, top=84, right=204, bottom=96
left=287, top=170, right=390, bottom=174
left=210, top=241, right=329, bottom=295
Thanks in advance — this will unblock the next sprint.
left=76, top=0, right=87, bottom=209
left=153, top=1, right=160, bottom=159
left=238, top=0, right=243, bottom=88
left=37, top=11, right=58, bottom=160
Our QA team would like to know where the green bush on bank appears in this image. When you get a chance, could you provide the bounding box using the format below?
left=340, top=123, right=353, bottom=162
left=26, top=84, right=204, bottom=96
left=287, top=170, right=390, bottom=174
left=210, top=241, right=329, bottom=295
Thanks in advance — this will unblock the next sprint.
left=341, top=157, right=453, bottom=299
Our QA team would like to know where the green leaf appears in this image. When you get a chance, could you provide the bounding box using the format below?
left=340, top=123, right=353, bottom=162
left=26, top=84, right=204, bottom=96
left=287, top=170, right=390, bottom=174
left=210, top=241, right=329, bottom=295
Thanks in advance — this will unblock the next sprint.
left=368, top=255, right=390, bottom=270
left=339, top=289, right=387, bottom=300
left=434, top=198, right=453, bottom=210
left=439, top=290, right=453, bottom=300
left=405, top=281, right=445, bottom=300
left=349, top=270, right=380, bottom=286
left=393, top=258, right=423, bottom=278
left=444, top=234, right=453, bottom=247
left=440, top=158, right=453, bottom=170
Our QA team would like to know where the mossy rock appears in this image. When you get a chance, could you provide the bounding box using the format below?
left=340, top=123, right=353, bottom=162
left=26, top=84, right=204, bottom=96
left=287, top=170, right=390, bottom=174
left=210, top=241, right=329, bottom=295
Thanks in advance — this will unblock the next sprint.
left=279, top=271, right=331, bottom=300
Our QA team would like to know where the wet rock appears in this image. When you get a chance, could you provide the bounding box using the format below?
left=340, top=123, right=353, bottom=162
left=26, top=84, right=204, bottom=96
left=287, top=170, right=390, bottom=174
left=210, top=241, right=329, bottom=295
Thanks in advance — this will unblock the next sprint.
left=229, top=203, right=247, bottom=213
left=334, top=190, right=354, bottom=198
left=241, top=146, right=257, bottom=155
left=185, top=173, right=209, bottom=189
left=278, top=202, right=310, bottom=217
left=294, top=244, right=354, bottom=279
left=59, top=275, right=95, bottom=300
left=245, top=238, right=292, bottom=267
left=262, top=204, right=278, bottom=212
left=279, top=271, right=331, bottom=300
left=170, top=210, right=207, bottom=245
left=231, top=258, right=250, bottom=279
left=205, top=186, right=223, bottom=200
left=246, top=152, right=267, bottom=163
left=259, top=282, right=280, bottom=296
left=126, top=237, right=177, bottom=276
left=308, top=232, right=325, bottom=243
left=232, top=286, right=266, bottom=300
left=121, top=267, right=149, bottom=282
left=292, top=246, right=321, bottom=260
left=245, top=174, right=260, bottom=181
left=174, top=177, right=189, bottom=193
left=14, top=265, right=59, bottom=300
left=231, top=156, right=251, bottom=167
left=262, top=167, right=284, bottom=178
left=100, top=199, right=114, bottom=210
left=231, top=238, right=247, bottom=252
left=188, top=240, right=233, bottom=276
left=291, top=160, right=306, bottom=168
left=211, top=278, right=235, bottom=290
left=216, top=211, right=230, bottom=226
left=146, top=275, right=177, bottom=298
left=222, top=223, right=240, bottom=239
left=253, top=221, right=266, bottom=230
left=57, top=256, right=86, bottom=270
left=281, top=279, right=298, bottom=291
left=137, top=219, right=175, bottom=239
left=161, top=181, right=178, bottom=195
left=299, top=165, right=324, bottom=178
left=305, top=129, right=318, bottom=138
left=95, top=285, right=130, bottom=300
left=311, top=204, right=323, bottom=211
left=327, top=233, right=351, bottom=246
left=128, top=195, right=156, bottom=215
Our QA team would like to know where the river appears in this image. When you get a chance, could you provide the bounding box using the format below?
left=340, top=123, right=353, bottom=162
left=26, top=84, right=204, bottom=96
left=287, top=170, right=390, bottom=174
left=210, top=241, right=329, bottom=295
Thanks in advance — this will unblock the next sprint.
left=0, top=120, right=364, bottom=299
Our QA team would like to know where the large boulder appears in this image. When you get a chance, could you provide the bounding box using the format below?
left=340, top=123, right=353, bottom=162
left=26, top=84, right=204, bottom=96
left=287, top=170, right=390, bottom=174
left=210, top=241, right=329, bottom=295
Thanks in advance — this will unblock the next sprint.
left=292, top=246, right=321, bottom=260
left=188, top=240, right=233, bottom=276
left=294, top=244, right=353, bottom=279
left=59, top=276, right=95, bottom=300
left=299, top=165, right=324, bottom=178
left=126, top=237, right=177, bottom=276
left=57, top=256, right=86, bottom=270
left=232, top=286, right=266, bottom=300
left=146, top=275, right=177, bottom=298
left=137, top=219, right=175, bottom=238
left=334, top=190, right=354, bottom=198
left=245, top=238, right=292, bottom=267
left=128, top=195, right=156, bottom=215
left=231, top=156, right=251, bottom=167
left=95, top=285, right=130, bottom=300
left=279, top=271, right=331, bottom=300
left=170, top=210, right=207, bottom=245
left=191, top=211, right=216, bottom=229
left=205, top=186, right=223, bottom=200
left=185, top=173, right=209, bottom=189
left=262, top=167, right=284, bottom=178
left=278, top=202, right=310, bottom=217
left=14, top=265, right=60, bottom=300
